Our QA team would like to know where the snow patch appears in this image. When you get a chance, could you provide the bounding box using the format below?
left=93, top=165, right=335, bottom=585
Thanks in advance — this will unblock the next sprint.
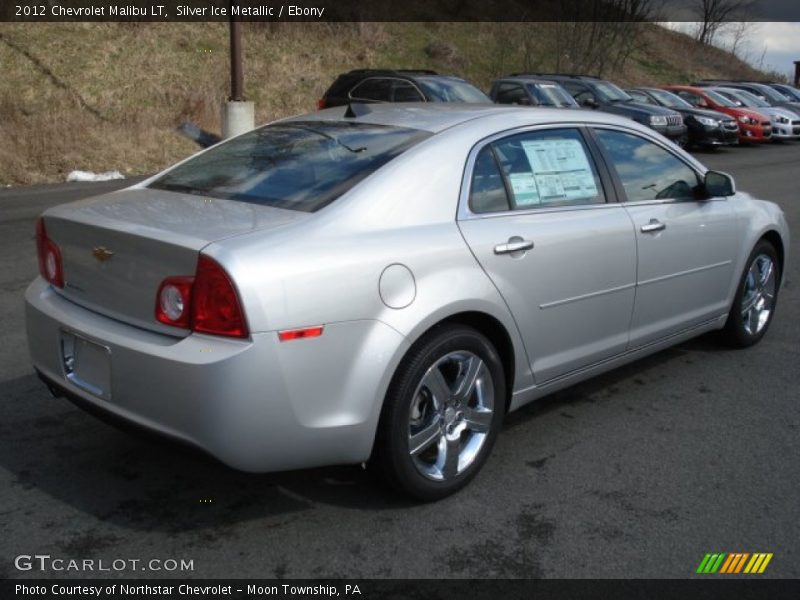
left=67, top=170, right=125, bottom=182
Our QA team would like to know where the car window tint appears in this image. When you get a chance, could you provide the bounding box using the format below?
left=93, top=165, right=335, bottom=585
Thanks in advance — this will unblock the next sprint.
left=495, top=83, right=528, bottom=105
left=349, top=78, right=392, bottom=102
left=560, top=81, right=586, bottom=98
left=392, top=80, right=424, bottom=102
left=149, top=121, right=430, bottom=213
left=488, top=128, right=605, bottom=210
left=630, top=91, right=653, bottom=104
left=469, top=147, right=510, bottom=214
left=594, top=129, right=700, bottom=202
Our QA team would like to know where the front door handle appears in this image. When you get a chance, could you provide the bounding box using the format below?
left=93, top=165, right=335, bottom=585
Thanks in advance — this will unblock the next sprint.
left=641, top=219, right=666, bottom=234
left=494, top=238, right=534, bottom=255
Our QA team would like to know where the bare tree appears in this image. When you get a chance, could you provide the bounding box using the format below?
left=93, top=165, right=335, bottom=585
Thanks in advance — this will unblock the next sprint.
left=727, top=21, right=753, bottom=59
left=693, top=0, right=752, bottom=46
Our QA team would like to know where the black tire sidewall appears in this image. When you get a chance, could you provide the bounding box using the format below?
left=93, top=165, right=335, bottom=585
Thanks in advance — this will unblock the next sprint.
left=375, top=324, right=506, bottom=501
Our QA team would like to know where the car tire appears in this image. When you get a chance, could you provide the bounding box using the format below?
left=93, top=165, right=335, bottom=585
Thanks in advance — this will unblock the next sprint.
left=722, top=240, right=781, bottom=348
left=371, top=324, right=506, bottom=501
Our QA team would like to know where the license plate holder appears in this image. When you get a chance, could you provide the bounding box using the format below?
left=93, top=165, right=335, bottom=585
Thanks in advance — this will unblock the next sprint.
left=60, top=331, right=112, bottom=401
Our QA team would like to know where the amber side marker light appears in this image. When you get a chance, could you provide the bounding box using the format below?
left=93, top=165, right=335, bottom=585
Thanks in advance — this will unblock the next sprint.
left=278, top=326, right=324, bottom=342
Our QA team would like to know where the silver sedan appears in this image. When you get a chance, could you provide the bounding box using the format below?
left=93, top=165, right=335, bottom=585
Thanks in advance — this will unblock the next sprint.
left=26, top=104, right=789, bottom=500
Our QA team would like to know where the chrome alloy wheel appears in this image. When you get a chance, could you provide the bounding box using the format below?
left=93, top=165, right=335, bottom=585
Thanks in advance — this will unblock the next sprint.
left=407, top=351, right=494, bottom=481
left=741, top=254, right=777, bottom=336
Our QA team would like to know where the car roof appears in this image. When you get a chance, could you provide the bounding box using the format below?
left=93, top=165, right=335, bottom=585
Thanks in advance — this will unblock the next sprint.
left=284, top=102, right=645, bottom=134
left=496, top=76, right=564, bottom=86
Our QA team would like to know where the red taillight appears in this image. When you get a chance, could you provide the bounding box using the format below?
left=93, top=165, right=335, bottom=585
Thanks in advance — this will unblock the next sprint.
left=278, top=326, right=324, bottom=342
left=154, top=255, right=248, bottom=338
left=316, top=97, right=327, bottom=110
left=35, top=217, right=64, bottom=288
left=191, top=255, right=248, bottom=338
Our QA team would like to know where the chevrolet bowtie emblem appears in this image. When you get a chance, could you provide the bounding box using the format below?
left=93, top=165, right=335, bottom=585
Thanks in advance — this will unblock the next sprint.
left=92, top=246, right=114, bottom=262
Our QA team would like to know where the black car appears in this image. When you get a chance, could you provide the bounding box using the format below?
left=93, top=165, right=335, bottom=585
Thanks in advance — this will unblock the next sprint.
left=489, top=76, right=579, bottom=108
left=317, top=69, right=491, bottom=109
left=694, top=80, right=800, bottom=118
left=627, top=87, right=739, bottom=148
left=513, top=73, right=687, bottom=143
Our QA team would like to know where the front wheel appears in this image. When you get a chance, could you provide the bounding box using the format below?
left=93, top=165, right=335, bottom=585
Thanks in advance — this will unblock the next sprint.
left=722, top=240, right=781, bottom=347
left=371, top=324, right=506, bottom=501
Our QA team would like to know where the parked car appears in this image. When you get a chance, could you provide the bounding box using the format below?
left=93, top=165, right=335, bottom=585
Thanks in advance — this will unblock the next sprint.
left=662, top=85, right=772, bottom=144
left=766, top=82, right=800, bottom=103
left=694, top=80, right=800, bottom=118
left=710, top=87, right=800, bottom=141
left=27, top=105, right=789, bottom=500
left=626, top=87, right=738, bottom=148
left=513, top=73, right=687, bottom=143
left=489, top=76, right=579, bottom=108
left=317, top=69, right=491, bottom=109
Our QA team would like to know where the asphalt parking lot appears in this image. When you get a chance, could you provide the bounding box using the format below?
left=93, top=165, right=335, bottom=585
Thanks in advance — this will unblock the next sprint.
left=1, top=141, right=798, bottom=580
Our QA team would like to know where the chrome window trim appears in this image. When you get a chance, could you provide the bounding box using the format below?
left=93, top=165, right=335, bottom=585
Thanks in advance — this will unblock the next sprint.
left=457, top=122, right=616, bottom=222
left=348, top=77, right=426, bottom=103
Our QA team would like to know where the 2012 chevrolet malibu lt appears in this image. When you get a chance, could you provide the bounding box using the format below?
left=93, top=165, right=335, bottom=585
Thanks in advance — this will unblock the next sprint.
left=26, top=104, right=789, bottom=500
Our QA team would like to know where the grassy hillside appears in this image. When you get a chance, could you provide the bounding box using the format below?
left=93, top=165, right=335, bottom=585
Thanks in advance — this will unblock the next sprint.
left=0, top=22, right=778, bottom=185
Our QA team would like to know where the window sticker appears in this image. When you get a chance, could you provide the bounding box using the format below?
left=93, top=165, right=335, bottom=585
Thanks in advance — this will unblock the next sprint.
left=508, top=172, right=540, bottom=206
left=520, top=139, right=598, bottom=203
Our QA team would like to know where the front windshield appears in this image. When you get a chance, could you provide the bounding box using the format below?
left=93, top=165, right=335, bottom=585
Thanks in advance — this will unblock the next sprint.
left=648, top=89, right=693, bottom=110
left=704, top=90, right=737, bottom=107
left=592, top=81, right=633, bottom=102
left=754, top=84, right=790, bottom=102
left=416, top=77, right=491, bottom=103
left=149, top=121, right=430, bottom=212
left=724, top=89, right=769, bottom=108
left=529, top=83, right=578, bottom=107
left=774, top=85, right=800, bottom=101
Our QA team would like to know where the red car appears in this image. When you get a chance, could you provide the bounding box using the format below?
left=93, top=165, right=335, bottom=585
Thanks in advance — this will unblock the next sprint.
left=662, top=85, right=772, bottom=143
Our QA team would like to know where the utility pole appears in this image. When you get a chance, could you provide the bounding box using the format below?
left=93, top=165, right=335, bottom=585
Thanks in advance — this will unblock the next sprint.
left=794, top=61, right=800, bottom=88
left=222, top=0, right=255, bottom=138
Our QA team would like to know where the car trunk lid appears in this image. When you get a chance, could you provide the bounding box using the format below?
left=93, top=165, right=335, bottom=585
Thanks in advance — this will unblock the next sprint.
left=43, top=187, right=309, bottom=335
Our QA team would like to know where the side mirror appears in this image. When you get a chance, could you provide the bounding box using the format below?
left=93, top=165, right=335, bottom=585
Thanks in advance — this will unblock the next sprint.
left=581, top=96, right=598, bottom=108
left=704, top=170, right=735, bottom=197
left=517, top=96, right=533, bottom=106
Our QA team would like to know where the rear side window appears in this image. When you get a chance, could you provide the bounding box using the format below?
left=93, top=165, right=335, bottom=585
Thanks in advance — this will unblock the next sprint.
left=391, top=80, right=425, bottom=102
left=593, top=129, right=700, bottom=202
left=469, top=128, right=605, bottom=213
left=150, top=122, right=430, bottom=212
left=350, top=78, right=392, bottom=102
left=494, top=83, right=529, bottom=105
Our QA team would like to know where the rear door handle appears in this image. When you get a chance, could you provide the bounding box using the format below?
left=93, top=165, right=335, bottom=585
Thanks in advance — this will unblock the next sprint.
left=641, top=219, right=666, bottom=233
left=494, top=238, right=534, bottom=255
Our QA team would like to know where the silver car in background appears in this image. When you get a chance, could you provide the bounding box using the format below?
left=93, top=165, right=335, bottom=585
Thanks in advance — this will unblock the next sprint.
left=26, top=104, right=789, bottom=499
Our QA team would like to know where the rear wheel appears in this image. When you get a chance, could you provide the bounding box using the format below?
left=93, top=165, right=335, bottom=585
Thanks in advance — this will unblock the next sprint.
left=722, top=240, right=780, bottom=347
left=372, top=324, right=505, bottom=501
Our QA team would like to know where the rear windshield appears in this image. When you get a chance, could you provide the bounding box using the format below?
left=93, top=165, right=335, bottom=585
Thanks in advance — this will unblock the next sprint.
left=416, top=77, right=491, bottom=103
left=150, top=121, right=430, bottom=212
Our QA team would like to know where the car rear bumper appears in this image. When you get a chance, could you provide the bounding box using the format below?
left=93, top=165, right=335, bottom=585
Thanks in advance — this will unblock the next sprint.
left=25, top=277, right=406, bottom=472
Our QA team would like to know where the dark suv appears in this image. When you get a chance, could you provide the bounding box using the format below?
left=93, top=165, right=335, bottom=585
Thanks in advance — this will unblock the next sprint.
left=317, top=69, right=491, bottom=109
left=489, top=76, right=579, bottom=108
left=515, top=73, right=687, bottom=143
